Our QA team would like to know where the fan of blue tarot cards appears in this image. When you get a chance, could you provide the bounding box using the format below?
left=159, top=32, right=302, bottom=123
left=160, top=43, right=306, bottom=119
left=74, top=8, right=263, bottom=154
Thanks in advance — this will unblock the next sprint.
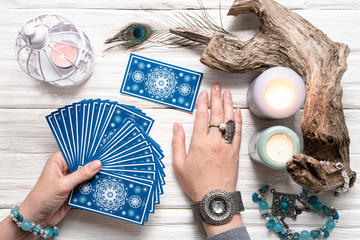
left=46, top=99, right=165, bottom=225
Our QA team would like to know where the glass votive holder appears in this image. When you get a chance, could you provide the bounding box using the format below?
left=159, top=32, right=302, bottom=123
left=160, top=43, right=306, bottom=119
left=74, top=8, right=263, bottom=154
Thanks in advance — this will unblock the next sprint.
left=248, top=126, right=301, bottom=170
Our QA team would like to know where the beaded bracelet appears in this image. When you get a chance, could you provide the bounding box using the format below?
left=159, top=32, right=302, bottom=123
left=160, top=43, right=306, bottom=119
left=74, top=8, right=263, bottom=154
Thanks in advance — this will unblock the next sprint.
left=252, top=172, right=339, bottom=239
left=10, top=205, right=59, bottom=239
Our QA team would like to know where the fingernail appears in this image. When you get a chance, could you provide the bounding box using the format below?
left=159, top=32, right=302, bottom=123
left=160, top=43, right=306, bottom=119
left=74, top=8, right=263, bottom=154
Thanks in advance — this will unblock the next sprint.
left=214, top=83, right=221, bottom=91
left=90, top=160, right=101, bottom=171
left=225, top=90, right=232, bottom=99
left=201, top=90, right=208, bottom=98
left=236, top=108, right=242, bottom=117
left=173, top=123, right=179, bottom=134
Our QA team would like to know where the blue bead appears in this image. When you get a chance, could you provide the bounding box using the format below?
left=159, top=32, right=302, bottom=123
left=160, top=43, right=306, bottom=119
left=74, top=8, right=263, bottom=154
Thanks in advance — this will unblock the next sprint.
left=322, top=205, right=331, bottom=216
left=300, top=230, right=310, bottom=240
left=322, top=229, right=330, bottom=238
left=292, top=232, right=300, bottom=240
left=259, top=201, right=268, bottom=210
left=289, top=203, right=293, bottom=208
left=261, top=185, right=269, bottom=192
left=269, top=215, right=274, bottom=221
left=325, top=220, right=335, bottom=230
left=252, top=192, right=261, bottom=202
left=11, top=206, right=19, bottom=216
left=273, top=222, right=283, bottom=232
left=53, top=229, right=59, bottom=237
left=267, top=220, right=275, bottom=229
left=313, top=201, right=323, bottom=210
left=300, top=192, right=307, bottom=198
left=310, top=230, right=319, bottom=239
left=21, top=220, right=32, bottom=231
left=262, top=212, right=269, bottom=218
left=302, top=188, right=309, bottom=193
left=16, top=214, right=23, bottom=222
left=279, top=230, right=288, bottom=239
left=275, top=201, right=280, bottom=206
left=283, top=196, right=287, bottom=200
left=11, top=206, right=19, bottom=211
left=44, top=227, right=53, bottom=238
left=11, top=209, right=18, bottom=217
left=308, top=195, right=318, bottom=205
left=281, top=201, right=288, bottom=208
left=332, top=212, right=339, bottom=220
left=281, top=209, right=286, bottom=214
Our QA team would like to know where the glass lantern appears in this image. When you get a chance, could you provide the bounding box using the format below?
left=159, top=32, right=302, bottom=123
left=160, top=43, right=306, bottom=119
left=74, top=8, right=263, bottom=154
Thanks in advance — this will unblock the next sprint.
left=15, top=14, right=95, bottom=87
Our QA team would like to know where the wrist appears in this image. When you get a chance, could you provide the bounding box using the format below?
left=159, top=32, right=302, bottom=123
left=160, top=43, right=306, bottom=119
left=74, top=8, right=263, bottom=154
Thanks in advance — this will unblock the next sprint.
left=191, top=189, right=244, bottom=232
left=9, top=204, right=59, bottom=239
left=0, top=215, right=38, bottom=240
left=203, top=213, right=244, bottom=237
left=19, top=198, right=44, bottom=225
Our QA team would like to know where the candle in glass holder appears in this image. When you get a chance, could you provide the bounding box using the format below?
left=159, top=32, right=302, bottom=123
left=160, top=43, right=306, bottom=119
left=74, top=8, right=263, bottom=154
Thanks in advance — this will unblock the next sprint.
left=50, top=41, right=78, bottom=68
left=248, top=126, right=301, bottom=170
left=247, top=67, right=306, bottom=119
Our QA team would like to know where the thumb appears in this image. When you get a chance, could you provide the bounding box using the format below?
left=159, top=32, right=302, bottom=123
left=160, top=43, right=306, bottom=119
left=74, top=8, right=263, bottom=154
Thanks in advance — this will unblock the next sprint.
left=172, top=123, right=186, bottom=172
left=63, top=160, right=101, bottom=191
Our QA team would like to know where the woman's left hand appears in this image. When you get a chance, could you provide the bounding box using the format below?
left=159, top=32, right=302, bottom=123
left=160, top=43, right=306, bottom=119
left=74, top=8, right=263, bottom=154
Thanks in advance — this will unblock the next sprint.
left=0, top=151, right=101, bottom=240
left=19, top=151, right=102, bottom=226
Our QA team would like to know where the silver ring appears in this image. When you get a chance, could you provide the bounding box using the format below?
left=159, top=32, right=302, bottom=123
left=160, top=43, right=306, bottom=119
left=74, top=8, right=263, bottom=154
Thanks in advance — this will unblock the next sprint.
left=209, top=120, right=236, bottom=143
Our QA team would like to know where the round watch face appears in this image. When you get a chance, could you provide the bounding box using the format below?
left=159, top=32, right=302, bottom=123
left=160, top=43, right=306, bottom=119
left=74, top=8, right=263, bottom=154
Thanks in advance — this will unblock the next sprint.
left=200, top=190, right=234, bottom=225
left=211, top=199, right=226, bottom=214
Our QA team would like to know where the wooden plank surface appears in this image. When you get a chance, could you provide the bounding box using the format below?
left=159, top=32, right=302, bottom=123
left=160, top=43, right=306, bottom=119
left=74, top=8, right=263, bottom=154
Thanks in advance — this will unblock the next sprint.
left=3, top=0, right=360, bottom=10
left=0, top=0, right=359, bottom=239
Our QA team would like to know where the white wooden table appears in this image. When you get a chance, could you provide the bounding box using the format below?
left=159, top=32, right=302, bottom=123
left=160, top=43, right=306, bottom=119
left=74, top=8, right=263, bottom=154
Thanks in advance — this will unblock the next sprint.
left=1, top=0, right=359, bottom=239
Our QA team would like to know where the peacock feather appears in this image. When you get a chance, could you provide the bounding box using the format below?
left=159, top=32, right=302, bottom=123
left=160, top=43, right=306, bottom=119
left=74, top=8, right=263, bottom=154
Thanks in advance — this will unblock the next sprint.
left=104, top=23, right=153, bottom=50
left=104, top=0, right=233, bottom=52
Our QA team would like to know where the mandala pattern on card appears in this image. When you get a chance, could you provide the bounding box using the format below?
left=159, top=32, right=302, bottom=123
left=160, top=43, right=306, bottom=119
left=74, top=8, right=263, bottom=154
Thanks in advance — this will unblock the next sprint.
left=93, top=176, right=127, bottom=213
left=79, top=181, right=92, bottom=195
left=178, top=83, right=191, bottom=96
left=128, top=195, right=142, bottom=208
left=145, top=66, right=177, bottom=100
left=132, top=70, right=144, bottom=83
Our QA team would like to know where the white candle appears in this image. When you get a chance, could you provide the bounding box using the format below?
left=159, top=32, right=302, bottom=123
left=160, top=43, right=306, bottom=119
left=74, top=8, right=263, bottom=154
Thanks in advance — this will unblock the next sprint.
left=248, top=126, right=301, bottom=169
left=247, top=67, right=306, bottom=119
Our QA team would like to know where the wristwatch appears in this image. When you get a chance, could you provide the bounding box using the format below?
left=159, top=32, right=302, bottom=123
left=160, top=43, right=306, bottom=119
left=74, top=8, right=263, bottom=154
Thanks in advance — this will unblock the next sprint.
left=191, top=190, right=244, bottom=225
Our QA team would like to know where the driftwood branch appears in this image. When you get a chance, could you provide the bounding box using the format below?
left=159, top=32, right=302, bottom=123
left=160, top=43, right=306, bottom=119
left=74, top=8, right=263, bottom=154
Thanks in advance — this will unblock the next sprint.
left=171, top=0, right=356, bottom=194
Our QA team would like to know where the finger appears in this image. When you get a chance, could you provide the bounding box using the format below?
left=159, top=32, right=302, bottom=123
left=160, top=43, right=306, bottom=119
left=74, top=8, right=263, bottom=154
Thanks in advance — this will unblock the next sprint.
left=209, top=83, right=224, bottom=134
left=193, top=90, right=209, bottom=136
left=232, top=108, right=243, bottom=148
left=172, top=123, right=187, bottom=174
left=51, top=151, right=70, bottom=174
left=62, top=160, right=102, bottom=191
left=223, top=90, right=234, bottom=122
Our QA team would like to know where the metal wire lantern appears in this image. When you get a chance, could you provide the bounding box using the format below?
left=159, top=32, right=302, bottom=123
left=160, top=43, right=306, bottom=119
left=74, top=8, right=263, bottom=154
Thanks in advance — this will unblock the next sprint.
left=15, top=14, right=95, bottom=87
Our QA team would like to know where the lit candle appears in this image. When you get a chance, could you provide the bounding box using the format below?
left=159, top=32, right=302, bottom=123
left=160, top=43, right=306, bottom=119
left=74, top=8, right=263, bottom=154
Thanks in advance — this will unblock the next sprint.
left=247, top=67, right=306, bottom=119
left=248, top=126, right=301, bottom=170
left=50, top=41, right=78, bottom=68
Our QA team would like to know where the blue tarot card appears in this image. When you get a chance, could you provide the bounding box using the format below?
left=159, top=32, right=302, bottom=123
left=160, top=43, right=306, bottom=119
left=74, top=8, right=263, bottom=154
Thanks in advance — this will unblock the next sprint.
left=46, top=114, right=74, bottom=171
left=121, top=54, right=203, bottom=112
left=68, top=171, right=153, bottom=225
left=102, top=163, right=156, bottom=172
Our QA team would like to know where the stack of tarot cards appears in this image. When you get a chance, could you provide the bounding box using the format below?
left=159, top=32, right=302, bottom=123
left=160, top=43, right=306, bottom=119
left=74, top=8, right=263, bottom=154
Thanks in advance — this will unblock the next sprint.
left=46, top=99, right=165, bottom=225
